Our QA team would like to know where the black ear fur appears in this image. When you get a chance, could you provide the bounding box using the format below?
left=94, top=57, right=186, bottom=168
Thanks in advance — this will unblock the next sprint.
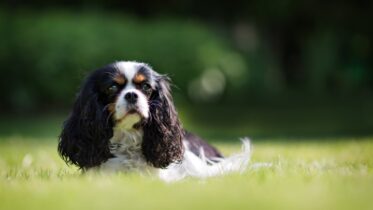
left=141, top=75, right=184, bottom=168
left=58, top=75, right=114, bottom=170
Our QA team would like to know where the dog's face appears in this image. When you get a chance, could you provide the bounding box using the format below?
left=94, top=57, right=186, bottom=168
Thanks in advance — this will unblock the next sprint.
left=98, top=62, right=157, bottom=129
left=58, top=61, right=184, bottom=170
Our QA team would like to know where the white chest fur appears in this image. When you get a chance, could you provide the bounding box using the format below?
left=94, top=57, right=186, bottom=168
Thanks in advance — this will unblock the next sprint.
left=99, top=127, right=252, bottom=182
left=100, top=128, right=153, bottom=173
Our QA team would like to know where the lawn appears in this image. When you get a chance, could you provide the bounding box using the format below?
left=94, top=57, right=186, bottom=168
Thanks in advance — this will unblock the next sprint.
left=1, top=133, right=372, bottom=210
left=0, top=104, right=372, bottom=210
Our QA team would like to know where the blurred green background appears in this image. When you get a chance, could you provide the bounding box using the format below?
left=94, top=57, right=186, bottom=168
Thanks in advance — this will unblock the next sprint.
left=0, top=0, right=372, bottom=140
left=1, top=3, right=373, bottom=210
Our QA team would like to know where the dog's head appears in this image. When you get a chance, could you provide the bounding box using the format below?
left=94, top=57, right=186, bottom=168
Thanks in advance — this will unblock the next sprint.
left=58, top=61, right=184, bottom=170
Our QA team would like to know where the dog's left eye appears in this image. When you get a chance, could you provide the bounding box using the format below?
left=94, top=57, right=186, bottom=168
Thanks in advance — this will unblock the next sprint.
left=141, top=83, right=152, bottom=92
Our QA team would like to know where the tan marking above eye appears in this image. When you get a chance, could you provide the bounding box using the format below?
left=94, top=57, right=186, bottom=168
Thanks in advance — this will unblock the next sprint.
left=133, top=73, right=146, bottom=84
left=113, top=73, right=126, bottom=85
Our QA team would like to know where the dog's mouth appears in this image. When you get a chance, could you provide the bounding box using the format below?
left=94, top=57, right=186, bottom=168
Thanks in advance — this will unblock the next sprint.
left=127, top=109, right=138, bottom=115
left=115, top=108, right=143, bottom=130
left=114, top=103, right=148, bottom=126
left=121, top=107, right=144, bottom=119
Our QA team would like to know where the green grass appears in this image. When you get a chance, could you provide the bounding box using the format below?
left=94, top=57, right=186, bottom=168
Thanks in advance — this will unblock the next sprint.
left=0, top=103, right=372, bottom=210
left=1, top=135, right=372, bottom=210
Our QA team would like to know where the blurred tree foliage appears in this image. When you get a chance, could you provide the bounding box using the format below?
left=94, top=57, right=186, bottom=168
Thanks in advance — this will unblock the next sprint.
left=0, top=0, right=372, bottom=113
left=0, top=10, right=246, bottom=111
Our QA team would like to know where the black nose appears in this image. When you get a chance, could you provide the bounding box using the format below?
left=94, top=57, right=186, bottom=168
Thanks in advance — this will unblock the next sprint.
left=124, top=92, right=138, bottom=103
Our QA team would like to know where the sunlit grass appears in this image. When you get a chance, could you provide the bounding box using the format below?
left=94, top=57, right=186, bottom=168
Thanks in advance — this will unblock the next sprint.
left=1, top=136, right=372, bottom=210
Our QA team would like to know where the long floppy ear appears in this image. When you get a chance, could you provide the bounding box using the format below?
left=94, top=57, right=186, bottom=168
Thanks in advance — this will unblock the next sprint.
left=142, top=75, right=184, bottom=168
left=58, top=76, right=114, bottom=170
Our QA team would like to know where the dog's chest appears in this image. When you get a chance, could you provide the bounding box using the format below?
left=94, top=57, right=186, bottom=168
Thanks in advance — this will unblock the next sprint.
left=101, top=129, right=151, bottom=171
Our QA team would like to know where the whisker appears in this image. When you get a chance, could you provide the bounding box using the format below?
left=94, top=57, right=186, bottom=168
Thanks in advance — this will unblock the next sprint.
left=102, top=104, right=111, bottom=112
left=105, top=111, right=114, bottom=125
left=102, top=103, right=115, bottom=125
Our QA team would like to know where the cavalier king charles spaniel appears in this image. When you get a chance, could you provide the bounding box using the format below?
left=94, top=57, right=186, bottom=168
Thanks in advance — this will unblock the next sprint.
left=58, top=61, right=251, bottom=182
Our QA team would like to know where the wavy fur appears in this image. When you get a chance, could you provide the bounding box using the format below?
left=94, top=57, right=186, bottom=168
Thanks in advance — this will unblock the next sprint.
left=141, top=75, right=184, bottom=168
left=58, top=68, right=115, bottom=170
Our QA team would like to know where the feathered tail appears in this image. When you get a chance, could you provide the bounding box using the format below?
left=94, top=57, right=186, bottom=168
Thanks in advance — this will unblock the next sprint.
left=159, top=138, right=252, bottom=182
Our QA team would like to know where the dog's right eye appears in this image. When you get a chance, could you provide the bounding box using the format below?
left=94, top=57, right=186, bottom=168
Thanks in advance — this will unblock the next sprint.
left=107, top=85, right=119, bottom=95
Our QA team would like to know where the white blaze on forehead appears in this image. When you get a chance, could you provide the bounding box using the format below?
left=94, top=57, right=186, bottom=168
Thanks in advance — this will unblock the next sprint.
left=114, top=61, right=141, bottom=82
left=114, top=61, right=157, bottom=87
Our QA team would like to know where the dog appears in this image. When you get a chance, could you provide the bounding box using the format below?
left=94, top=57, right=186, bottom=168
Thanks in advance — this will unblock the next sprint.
left=58, top=61, right=251, bottom=181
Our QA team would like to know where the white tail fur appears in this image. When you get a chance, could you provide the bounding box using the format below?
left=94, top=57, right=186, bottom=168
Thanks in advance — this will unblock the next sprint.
left=159, top=138, right=252, bottom=182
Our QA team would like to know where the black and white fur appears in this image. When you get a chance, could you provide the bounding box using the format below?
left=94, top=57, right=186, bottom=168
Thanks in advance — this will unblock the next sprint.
left=58, top=61, right=250, bottom=182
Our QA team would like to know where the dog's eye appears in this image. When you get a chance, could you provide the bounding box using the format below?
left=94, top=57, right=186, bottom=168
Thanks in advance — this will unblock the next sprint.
left=141, top=83, right=151, bottom=92
left=107, top=85, right=119, bottom=94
